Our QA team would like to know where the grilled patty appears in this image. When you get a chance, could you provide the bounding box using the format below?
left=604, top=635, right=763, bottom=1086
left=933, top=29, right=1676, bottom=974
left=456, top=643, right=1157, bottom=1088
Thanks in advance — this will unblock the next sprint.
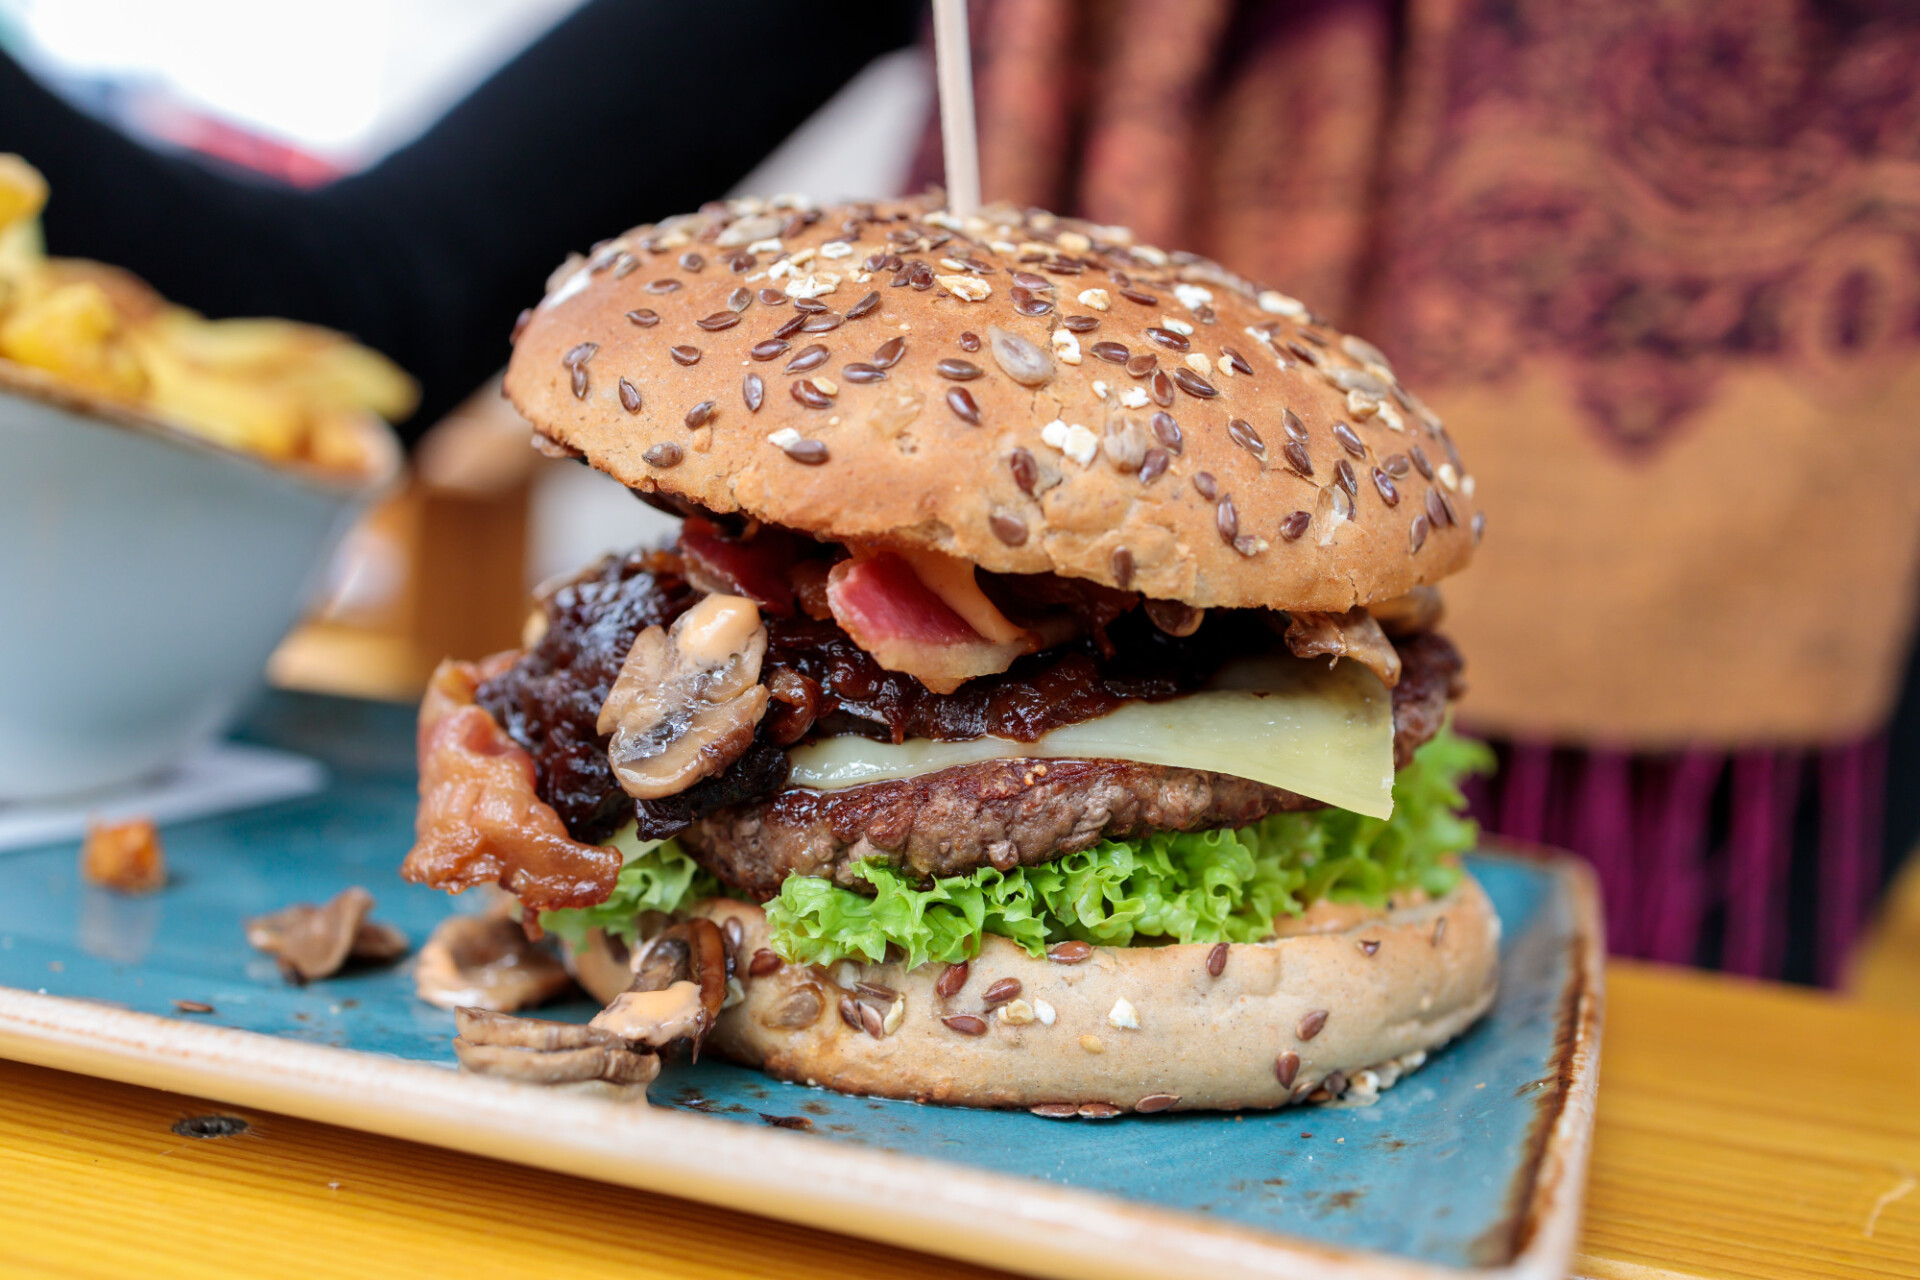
left=683, top=633, right=1462, bottom=895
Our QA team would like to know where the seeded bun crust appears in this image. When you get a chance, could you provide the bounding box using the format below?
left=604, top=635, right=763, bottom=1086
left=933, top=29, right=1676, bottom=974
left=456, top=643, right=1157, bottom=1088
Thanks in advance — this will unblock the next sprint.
left=505, top=193, right=1481, bottom=612
left=569, top=874, right=1498, bottom=1113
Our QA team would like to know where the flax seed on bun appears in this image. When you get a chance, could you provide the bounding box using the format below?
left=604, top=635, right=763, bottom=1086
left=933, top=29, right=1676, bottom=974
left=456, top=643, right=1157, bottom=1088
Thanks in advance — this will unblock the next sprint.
left=503, top=193, right=1481, bottom=612
left=564, top=874, right=1500, bottom=1113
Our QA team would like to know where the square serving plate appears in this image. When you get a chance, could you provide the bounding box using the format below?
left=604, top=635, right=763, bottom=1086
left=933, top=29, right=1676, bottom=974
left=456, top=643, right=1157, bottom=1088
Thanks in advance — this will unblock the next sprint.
left=0, top=693, right=1602, bottom=1280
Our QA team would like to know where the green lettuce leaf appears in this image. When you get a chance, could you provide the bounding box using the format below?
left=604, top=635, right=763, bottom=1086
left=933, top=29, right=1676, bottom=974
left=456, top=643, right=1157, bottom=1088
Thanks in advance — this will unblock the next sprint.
left=537, top=824, right=718, bottom=950
left=539, top=727, right=1494, bottom=967
left=762, top=726, right=1493, bottom=968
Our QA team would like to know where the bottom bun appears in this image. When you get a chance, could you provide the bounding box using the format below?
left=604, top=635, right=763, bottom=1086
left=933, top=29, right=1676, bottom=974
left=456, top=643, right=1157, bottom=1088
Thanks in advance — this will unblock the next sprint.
left=569, top=873, right=1499, bottom=1113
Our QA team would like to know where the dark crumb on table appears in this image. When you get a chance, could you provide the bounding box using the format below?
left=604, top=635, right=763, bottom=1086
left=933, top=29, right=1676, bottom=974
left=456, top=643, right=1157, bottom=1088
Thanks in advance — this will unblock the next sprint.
left=171, top=1114, right=250, bottom=1139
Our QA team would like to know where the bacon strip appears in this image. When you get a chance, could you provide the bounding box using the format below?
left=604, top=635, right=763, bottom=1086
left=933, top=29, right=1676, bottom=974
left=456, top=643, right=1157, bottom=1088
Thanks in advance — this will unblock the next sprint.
left=1285, top=607, right=1403, bottom=688
left=894, top=547, right=1026, bottom=644
left=678, top=516, right=796, bottom=616
left=402, top=656, right=622, bottom=914
left=826, top=553, right=1028, bottom=694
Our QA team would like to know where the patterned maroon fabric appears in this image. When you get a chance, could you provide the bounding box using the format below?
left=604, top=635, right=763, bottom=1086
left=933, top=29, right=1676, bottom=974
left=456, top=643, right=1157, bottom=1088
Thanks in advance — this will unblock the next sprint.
left=1462, top=737, right=1885, bottom=984
left=1363, top=3, right=1920, bottom=459
left=910, top=0, right=1920, bottom=984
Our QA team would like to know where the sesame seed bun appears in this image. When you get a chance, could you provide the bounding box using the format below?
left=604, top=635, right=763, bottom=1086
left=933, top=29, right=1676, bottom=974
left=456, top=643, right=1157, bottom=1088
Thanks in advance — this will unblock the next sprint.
left=504, top=194, right=1481, bottom=612
left=566, top=872, right=1499, bottom=1113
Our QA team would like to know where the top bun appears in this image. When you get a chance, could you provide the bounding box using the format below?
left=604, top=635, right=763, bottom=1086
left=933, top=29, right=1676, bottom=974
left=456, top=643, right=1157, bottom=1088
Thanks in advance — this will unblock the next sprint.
left=505, top=193, right=1480, bottom=611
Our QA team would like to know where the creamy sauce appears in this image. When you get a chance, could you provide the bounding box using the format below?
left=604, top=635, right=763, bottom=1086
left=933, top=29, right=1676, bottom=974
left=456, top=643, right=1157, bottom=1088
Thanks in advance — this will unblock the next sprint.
left=675, top=594, right=763, bottom=665
left=589, top=980, right=706, bottom=1046
left=413, top=916, right=570, bottom=1013
left=414, top=943, right=499, bottom=1010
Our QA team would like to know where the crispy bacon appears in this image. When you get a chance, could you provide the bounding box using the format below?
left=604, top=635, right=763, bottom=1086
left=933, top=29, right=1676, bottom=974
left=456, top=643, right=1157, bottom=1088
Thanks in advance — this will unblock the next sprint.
left=678, top=516, right=797, bottom=616
left=1285, top=606, right=1403, bottom=688
left=403, top=656, right=622, bottom=914
left=826, top=553, right=1028, bottom=695
left=893, top=547, right=1027, bottom=644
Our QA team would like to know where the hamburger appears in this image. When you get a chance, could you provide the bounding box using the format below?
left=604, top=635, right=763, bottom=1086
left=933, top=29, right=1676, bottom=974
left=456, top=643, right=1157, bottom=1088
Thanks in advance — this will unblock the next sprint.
left=404, top=192, right=1495, bottom=1114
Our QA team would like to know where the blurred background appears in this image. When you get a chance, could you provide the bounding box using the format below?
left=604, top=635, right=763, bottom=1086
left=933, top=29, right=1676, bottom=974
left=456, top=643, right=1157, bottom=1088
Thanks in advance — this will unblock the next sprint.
left=4, top=0, right=1918, bottom=995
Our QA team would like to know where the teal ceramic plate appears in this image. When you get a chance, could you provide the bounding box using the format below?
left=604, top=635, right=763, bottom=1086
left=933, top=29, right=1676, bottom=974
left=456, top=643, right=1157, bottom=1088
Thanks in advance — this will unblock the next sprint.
left=0, top=693, right=1602, bottom=1280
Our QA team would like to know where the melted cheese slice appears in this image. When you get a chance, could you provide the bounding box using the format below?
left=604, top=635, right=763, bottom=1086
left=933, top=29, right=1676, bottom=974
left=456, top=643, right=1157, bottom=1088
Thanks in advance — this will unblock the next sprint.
left=784, top=653, right=1396, bottom=819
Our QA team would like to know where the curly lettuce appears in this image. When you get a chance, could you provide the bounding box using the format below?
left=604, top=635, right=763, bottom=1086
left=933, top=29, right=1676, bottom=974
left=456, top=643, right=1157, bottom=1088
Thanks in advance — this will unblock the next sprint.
left=538, top=728, right=1492, bottom=965
left=537, top=824, right=717, bottom=950
left=762, top=727, right=1493, bottom=967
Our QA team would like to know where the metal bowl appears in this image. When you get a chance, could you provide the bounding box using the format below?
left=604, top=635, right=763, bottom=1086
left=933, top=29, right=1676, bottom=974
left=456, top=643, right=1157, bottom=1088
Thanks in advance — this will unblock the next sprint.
left=0, top=359, right=400, bottom=801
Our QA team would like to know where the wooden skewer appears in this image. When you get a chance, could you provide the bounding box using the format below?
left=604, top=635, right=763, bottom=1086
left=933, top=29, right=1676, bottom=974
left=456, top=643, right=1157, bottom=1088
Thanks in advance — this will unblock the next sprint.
left=932, top=0, right=981, bottom=218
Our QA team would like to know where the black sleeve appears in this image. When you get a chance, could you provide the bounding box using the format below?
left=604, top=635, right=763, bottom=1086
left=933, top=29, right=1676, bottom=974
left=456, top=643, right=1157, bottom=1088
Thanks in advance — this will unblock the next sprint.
left=2, top=0, right=925, bottom=437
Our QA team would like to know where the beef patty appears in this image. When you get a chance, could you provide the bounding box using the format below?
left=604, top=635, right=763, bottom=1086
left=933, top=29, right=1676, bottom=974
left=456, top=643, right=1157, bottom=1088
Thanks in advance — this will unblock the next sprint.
left=683, top=632, right=1463, bottom=895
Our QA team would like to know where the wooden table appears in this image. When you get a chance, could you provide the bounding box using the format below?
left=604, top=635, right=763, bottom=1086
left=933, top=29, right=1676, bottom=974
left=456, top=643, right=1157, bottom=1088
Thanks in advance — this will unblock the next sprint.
left=0, top=960, right=1912, bottom=1279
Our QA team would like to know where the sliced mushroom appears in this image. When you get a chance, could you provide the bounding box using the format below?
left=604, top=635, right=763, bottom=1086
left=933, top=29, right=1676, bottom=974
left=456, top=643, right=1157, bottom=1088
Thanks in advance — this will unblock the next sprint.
left=1368, top=585, right=1444, bottom=636
left=639, top=916, right=729, bottom=1019
left=591, top=981, right=709, bottom=1051
left=589, top=917, right=728, bottom=1058
left=414, top=915, right=573, bottom=1012
left=1285, top=606, right=1403, bottom=687
left=597, top=593, right=770, bottom=800
left=452, top=1006, right=658, bottom=1086
left=245, top=886, right=411, bottom=983
left=455, top=1005, right=616, bottom=1050
left=353, top=921, right=411, bottom=962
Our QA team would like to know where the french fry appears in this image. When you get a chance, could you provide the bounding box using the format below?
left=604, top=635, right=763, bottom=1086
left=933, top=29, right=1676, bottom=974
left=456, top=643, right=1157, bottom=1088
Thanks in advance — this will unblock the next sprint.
left=0, top=154, right=48, bottom=235
left=147, top=312, right=416, bottom=420
left=0, top=280, right=146, bottom=399
left=0, top=155, right=417, bottom=475
left=128, top=329, right=306, bottom=459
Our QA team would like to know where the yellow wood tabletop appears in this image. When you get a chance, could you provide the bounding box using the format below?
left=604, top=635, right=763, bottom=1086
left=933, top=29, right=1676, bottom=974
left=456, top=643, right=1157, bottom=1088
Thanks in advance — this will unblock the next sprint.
left=0, top=959, right=1914, bottom=1280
